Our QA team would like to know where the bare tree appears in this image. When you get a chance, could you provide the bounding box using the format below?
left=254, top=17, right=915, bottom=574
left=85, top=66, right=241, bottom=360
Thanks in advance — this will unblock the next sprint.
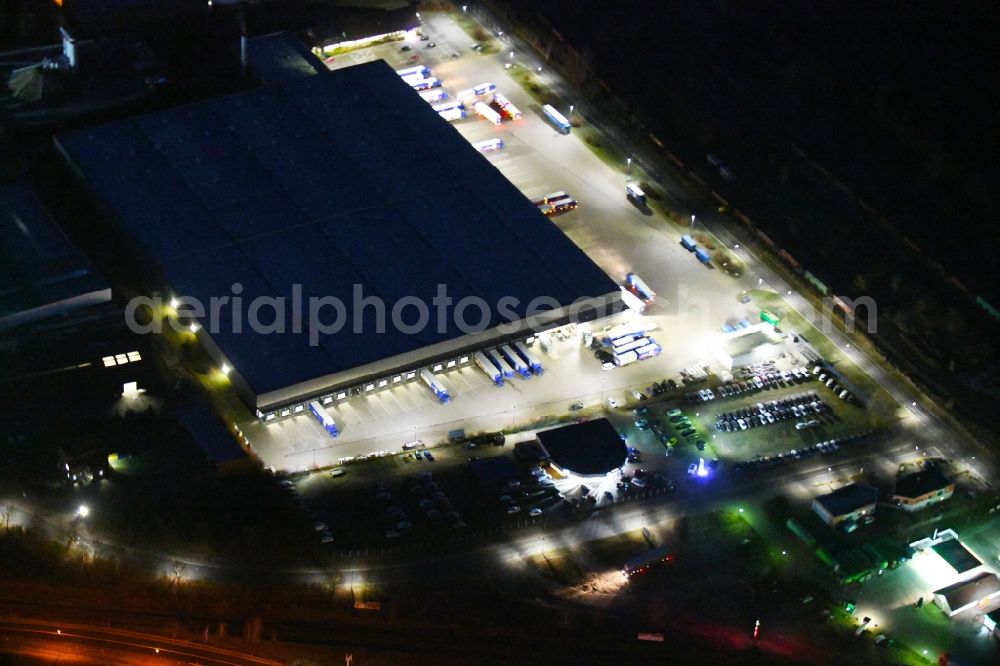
left=2, top=504, right=13, bottom=530
left=168, top=560, right=187, bottom=590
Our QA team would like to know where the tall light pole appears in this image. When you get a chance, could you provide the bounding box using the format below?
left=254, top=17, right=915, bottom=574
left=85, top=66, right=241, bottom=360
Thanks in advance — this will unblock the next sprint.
left=569, top=104, right=575, bottom=120
left=626, top=157, right=632, bottom=174
left=690, top=214, right=697, bottom=230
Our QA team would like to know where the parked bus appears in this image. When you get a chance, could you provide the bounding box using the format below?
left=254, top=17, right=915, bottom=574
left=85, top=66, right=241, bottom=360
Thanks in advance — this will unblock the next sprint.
left=492, top=92, right=522, bottom=120
left=437, top=106, right=466, bottom=122
left=474, top=101, right=503, bottom=125
left=400, top=72, right=425, bottom=85
left=433, top=101, right=465, bottom=112
left=410, top=77, right=442, bottom=91
left=308, top=400, right=339, bottom=437
left=396, top=65, right=430, bottom=78
left=545, top=196, right=577, bottom=214
left=625, top=272, right=655, bottom=303
left=542, top=104, right=571, bottom=134
left=471, top=138, right=505, bottom=153
left=473, top=82, right=496, bottom=95
left=614, top=337, right=650, bottom=355
left=613, top=350, right=639, bottom=367
left=419, top=88, right=448, bottom=103
left=636, top=342, right=662, bottom=360
left=611, top=335, right=638, bottom=349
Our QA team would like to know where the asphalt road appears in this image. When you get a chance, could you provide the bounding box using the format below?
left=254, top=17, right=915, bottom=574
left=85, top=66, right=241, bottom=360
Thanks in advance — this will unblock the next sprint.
left=0, top=617, right=282, bottom=665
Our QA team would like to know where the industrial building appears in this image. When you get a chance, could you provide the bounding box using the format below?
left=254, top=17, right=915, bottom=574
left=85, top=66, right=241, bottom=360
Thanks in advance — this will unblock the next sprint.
left=56, top=59, right=620, bottom=421
left=536, top=419, right=627, bottom=478
left=715, top=324, right=784, bottom=370
left=933, top=572, right=1000, bottom=617
left=929, top=538, right=983, bottom=578
left=892, top=468, right=954, bottom=512
left=811, top=483, right=878, bottom=527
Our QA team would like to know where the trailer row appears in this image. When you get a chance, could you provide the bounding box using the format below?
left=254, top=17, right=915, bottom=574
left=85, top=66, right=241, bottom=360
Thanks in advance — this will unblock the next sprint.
left=680, top=234, right=712, bottom=265
left=604, top=330, right=662, bottom=367
left=307, top=338, right=545, bottom=423
left=531, top=190, right=578, bottom=216
left=473, top=342, right=545, bottom=387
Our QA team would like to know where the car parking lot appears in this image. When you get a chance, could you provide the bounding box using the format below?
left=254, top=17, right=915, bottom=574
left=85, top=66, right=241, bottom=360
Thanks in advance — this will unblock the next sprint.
left=691, top=377, right=873, bottom=464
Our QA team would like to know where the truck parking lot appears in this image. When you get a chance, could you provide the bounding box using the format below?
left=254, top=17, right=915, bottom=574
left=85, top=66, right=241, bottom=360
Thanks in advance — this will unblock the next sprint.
left=244, top=12, right=815, bottom=473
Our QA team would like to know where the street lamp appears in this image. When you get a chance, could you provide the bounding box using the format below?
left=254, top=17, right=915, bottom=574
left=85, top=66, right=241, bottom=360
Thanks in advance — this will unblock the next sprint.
left=76, top=505, right=90, bottom=519
left=690, top=214, right=696, bottom=230
left=569, top=104, right=575, bottom=120
left=509, top=50, right=515, bottom=61
left=462, top=4, right=467, bottom=11
left=626, top=157, right=632, bottom=174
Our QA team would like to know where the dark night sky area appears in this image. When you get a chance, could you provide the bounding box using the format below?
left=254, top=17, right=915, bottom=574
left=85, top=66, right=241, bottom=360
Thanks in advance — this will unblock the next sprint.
left=536, top=0, right=1000, bottom=302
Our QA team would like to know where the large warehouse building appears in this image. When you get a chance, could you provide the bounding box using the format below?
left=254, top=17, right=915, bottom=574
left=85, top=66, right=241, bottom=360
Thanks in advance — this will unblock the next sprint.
left=1, top=183, right=111, bottom=333
left=56, top=59, right=620, bottom=421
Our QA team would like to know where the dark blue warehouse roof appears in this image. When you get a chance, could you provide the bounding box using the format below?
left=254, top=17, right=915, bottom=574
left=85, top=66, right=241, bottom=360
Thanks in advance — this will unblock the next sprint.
left=175, top=405, right=248, bottom=466
left=0, top=183, right=109, bottom=327
left=246, top=33, right=329, bottom=85
left=57, top=60, right=616, bottom=395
